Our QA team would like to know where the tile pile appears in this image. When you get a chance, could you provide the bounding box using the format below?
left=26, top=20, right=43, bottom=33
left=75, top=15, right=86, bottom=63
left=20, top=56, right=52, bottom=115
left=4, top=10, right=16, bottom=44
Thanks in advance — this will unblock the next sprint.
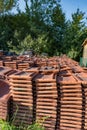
left=0, top=80, right=10, bottom=120
left=57, top=70, right=82, bottom=130
left=34, top=72, right=57, bottom=130
left=9, top=71, right=37, bottom=126
left=0, top=55, right=87, bottom=130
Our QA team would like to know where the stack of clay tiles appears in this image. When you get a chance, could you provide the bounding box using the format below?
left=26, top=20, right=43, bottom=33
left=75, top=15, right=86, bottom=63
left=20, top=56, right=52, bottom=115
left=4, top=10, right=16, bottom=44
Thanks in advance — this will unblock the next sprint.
left=26, top=60, right=35, bottom=67
left=0, top=60, right=3, bottom=66
left=46, top=57, right=59, bottom=68
left=17, top=55, right=30, bottom=60
left=0, top=66, right=13, bottom=80
left=24, top=67, right=40, bottom=73
left=3, top=56, right=15, bottom=61
left=4, top=61, right=17, bottom=69
left=17, top=62, right=29, bottom=70
left=36, top=58, right=48, bottom=67
left=39, top=66, right=58, bottom=74
left=0, top=80, right=10, bottom=120
left=56, top=67, right=83, bottom=130
left=33, top=72, right=57, bottom=130
left=17, top=60, right=34, bottom=70
left=1, top=54, right=87, bottom=130
left=0, top=66, right=18, bottom=81
left=74, top=71, right=87, bottom=129
left=9, top=71, right=37, bottom=127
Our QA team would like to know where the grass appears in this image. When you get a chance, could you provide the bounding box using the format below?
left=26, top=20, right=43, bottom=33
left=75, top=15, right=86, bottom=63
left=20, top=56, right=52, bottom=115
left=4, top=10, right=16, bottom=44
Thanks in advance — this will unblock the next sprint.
left=0, top=119, right=17, bottom=130
left=0, top=115, right=49, bottom=130
left=0, top=105, right=49, bottom=130
left=0, top=119, right=45, bottom=130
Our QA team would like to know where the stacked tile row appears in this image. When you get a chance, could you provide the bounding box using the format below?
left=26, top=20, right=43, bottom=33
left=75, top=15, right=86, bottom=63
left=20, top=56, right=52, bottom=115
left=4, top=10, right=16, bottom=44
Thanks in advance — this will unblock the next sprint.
left=1, top=55, right=87, bottom=130
left=34, top=72, right=57, bottom=130
left=57, top=69, right=82, bottom=130
left=0, top=80, right=10, bottom=120
left=17, top=62, right=29, bottom=70
left=4, top=61, right=17, bottom=69
left=9, top=71, right=37, bottom=126
left=75, top=72, right=87, bottom=129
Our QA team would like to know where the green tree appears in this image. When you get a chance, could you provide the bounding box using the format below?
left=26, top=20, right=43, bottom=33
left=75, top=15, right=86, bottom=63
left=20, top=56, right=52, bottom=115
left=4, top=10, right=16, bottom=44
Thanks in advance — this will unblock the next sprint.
left=0, top=0, right=18, bottom=13
left=0, top=0, right=87, bottom=59
left=63, top=9, right=86, bottom=60
left=11, top=33, right=50, bottom=55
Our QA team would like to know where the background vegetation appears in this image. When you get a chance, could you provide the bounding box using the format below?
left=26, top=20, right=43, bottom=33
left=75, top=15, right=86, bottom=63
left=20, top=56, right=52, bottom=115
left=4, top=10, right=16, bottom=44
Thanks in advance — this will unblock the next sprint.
left=0, top=0, right=87, bottom=60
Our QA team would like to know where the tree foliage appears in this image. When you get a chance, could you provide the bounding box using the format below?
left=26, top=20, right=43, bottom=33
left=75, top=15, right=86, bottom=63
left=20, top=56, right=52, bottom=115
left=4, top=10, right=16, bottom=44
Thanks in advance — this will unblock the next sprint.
left=0, top=0, right=87, bottom=60
left=0, top=0, right=18, bottom=13
left=63, top=9, right=86, bottom=60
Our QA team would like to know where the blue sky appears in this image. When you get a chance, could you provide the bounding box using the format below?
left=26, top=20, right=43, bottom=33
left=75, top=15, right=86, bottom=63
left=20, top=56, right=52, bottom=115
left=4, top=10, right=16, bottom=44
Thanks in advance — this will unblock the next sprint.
left=61, top=0, right=87, bottom=20
left=12, top=0, right=87, bottom=20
